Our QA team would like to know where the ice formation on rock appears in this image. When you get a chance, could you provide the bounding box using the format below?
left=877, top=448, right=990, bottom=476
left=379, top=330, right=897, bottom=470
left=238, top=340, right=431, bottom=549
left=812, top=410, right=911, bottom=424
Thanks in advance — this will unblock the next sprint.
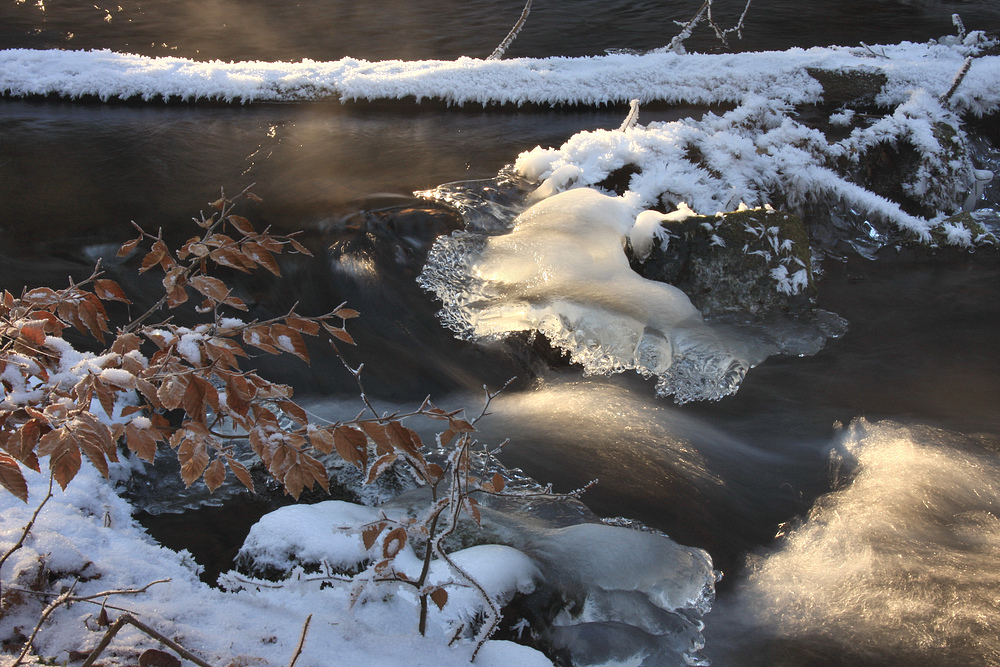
left=418, top=187, right=753, bottom=403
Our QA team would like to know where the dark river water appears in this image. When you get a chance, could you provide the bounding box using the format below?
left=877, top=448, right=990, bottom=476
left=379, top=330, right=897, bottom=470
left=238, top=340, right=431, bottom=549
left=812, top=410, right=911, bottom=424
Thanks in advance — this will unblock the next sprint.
left=3, top=1, right=1000, bottom=665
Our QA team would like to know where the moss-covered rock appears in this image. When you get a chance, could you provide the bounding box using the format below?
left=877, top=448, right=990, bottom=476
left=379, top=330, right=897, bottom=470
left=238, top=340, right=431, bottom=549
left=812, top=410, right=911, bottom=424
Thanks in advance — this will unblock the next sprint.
left=630, top=207, right=816, bottom=317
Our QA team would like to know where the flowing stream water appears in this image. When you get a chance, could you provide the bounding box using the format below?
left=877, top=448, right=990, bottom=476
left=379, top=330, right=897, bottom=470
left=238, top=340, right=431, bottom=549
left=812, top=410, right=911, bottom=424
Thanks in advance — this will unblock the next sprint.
left=2, top=1, right=1000, bottom=665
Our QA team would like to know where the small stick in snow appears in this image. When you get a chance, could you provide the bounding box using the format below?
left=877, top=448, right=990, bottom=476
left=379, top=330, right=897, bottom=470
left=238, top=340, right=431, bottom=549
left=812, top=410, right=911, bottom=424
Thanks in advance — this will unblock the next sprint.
left=286, top=614, right=313, bottom=667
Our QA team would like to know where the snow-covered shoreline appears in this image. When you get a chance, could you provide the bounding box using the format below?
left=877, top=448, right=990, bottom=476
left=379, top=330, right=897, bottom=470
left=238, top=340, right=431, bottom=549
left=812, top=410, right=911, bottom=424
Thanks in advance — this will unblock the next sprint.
left=1, top=39, right=998, bottom=112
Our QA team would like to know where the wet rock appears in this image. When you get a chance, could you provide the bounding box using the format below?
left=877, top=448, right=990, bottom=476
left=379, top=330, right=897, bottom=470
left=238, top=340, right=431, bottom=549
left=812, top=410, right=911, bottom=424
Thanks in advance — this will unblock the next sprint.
left=630, top=207, right=816, bottom=317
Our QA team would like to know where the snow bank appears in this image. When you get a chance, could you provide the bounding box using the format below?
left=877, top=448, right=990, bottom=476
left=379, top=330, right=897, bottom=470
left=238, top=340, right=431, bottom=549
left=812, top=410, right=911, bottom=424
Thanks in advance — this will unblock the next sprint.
left=0, top=464, right=552, bottom=666
left=1, top=38, right=998, bottom=112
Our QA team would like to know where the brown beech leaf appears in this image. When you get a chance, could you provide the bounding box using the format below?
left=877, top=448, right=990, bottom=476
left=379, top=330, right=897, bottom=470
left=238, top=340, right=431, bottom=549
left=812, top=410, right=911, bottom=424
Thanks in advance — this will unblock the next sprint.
left=38, top=428, right=82, bottom=490
left=18, top=322, right=46, bottom=347
left=124, top=421, right=159, bottom=463
left=93, top=279, right=132, bottom=304
left=365, top=453, right=397, bottom=484
left=166, top=284, right=188, bottom=308
left=287, top=236, right=312, bottom=256
left=224, top=373, right=253, bottom=417
left=334, top=307, right=360, bottom=319
left=277, top=400, right=308, bottom=427
left=437, top=428, right=457, bottom=448
left=0, top=452, right=28, bottom=502
left=277, top=450, right=328, bottom=500
left=189, top=275, right=231, bottom=303
left=182, top=375, right=216, bottom=424
left=308, top=427, right=334, bottom=455
left=157, top=374, right=189, bottom=411
left=491, top=472, right=506, bottom=492
left=226, top=455, right=254, bottom=492
left=382, top=527, right=407, bottom=559
left=270, top=325, right=309, bottom=363
left=333, top=425, right=369, bottom=471
left=429, top=587, right=449, bottom=611
left=204, top=458, right=226, bottom=492
left=426, top=463, right=444, bottom=484
left=322, top=321, right=355, bottom=346
left=242, top=326, right=280, bottom=354
left=111, top=332, right=142, bottom=355
left=209, top=248, right=254, bottom=273
left=285, top=316, right=320, bottom=336
left=241, top=242, right=281, bottom=276
left=362, top=522, right=386, bottom=550
left=117, top=235, right=143, bottom=258
left=227, top=214, right=255, bottom=236
left=359, top=422, right=393, bottom=457
left=140, top=239, right=168, bottom=274
left=462, top=496, right=482, bottom=526
left=209, top=197, right=227, bottom=210
left=449, top=418, right=476, bottom=434
left=177, top=435, right=209, bottom=487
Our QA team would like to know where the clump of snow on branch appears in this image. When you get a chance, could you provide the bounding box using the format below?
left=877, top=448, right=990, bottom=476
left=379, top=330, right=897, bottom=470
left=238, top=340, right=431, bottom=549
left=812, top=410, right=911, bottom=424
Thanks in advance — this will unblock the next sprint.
left=513, top=90, right=986, bottom=245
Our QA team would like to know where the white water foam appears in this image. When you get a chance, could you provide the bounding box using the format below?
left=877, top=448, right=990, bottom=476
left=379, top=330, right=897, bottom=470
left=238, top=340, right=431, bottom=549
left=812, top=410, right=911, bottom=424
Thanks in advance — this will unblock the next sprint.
left=707, top=418, right=1000, bottom=665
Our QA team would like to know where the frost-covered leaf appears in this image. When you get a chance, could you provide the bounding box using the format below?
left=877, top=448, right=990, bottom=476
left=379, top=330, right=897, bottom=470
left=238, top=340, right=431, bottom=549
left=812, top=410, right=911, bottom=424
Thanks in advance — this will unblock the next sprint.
left=382, top=527, right=407, bottom=559
left=360, top=422, right=393, bottom=456
left=462, top=496, right=481, bottom=526
left=224, top=373, right=253, bottom=417
left=366, top=453, right=397, bottom=484
left=117, top=235, right=142, bottom=258
left=362, top=522, right=386, bottom=551
left=334, top=307, right=360, bottom=319
left=277, top=400, right=308, bottom=427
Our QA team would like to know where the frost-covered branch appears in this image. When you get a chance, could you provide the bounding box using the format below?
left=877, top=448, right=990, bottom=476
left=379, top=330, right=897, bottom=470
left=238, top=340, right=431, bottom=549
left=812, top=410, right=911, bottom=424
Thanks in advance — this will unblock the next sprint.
left=655, top=0, right=752, bottom=54
left=487, top=0, right=532, bottom=60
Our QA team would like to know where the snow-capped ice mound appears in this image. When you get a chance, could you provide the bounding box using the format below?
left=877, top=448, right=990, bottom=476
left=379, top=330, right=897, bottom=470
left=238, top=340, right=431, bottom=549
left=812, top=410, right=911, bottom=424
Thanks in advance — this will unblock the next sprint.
left=418, top=187, right=752, bottom=403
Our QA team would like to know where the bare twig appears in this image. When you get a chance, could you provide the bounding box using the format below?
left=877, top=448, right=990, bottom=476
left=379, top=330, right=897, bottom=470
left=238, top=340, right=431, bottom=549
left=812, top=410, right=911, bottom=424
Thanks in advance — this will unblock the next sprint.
left=80, top=612, right=214, bottom=667
left=940, top=56, right=973, bottom=105
left=487, top=0, right=532, bottom=60
left=287, top=614, right=313, bottom=667
left=0, top=472, right=55, bottom=599
left=13, top=583, right=77, bottom=666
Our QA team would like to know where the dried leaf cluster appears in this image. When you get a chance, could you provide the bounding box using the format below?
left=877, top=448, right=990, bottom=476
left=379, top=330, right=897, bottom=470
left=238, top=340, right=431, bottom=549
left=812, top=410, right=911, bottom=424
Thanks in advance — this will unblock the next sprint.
left=0, top=185, right=356, bottom=502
